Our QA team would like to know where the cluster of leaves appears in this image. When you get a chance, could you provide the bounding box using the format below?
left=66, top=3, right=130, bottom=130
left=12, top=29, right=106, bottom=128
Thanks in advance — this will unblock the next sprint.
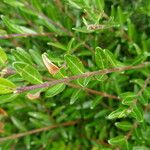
left=0, top=0, right=150, bottom=149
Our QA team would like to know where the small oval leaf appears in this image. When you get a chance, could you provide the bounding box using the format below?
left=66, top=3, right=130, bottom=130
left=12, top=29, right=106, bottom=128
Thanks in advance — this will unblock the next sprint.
left=65, top=54, right=84, bottom=75
left=115, top=121, right=132, bottom=131
left=12, top=47, right=33, bottom=64
left=107, top=107, right=128, bottom=119
left=0, top=94, right=18, bottom=104
left=131, top=104, right=144, bottom=122
left=0, top=47, right=7, bottom=65
left=120, top=92, right=137, bottom=106
left=65, top=54, right=90, bottom=86
left=108, top=135, right=126, bottom=145
left=45, top=83, right=66, bottom=98
left=0, top=77, right=16, bottom=94
left=70, top=89, right=81, bottom=104
left=11, top=116, right=26, bottom=131
left=13, top=62, right=43, bottom=84
left=95, top=47, right=107, bottom=69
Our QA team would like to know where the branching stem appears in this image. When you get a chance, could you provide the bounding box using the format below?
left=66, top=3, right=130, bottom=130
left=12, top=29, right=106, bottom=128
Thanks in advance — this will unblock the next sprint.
left=16, top=62, right=150, bottom=93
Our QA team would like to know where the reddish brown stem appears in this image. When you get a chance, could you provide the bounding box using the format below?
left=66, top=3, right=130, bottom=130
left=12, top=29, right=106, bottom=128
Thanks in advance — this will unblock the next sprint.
left=0, top=120, right=80, bottom=142
left=43, top=77, right=120, bottom=100
left=16, top=62, right=150, bottom=93
left=0, top=32, right=55, bottom=39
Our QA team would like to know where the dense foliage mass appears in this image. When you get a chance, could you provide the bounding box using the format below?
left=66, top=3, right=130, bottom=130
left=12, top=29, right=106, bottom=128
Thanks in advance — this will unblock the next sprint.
left=0, top=0, right=150, bottom=149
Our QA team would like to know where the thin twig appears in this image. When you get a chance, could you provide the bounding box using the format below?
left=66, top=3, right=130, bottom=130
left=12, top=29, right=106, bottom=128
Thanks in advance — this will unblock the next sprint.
left=43, top=77, right=120, bottom=100
left=0, top=119, right=80, bottom=143
left=0, top=32, right=55, bottom=39
left=16, top=62, right=150, bottom=93
left=67, top=82, right=120, bottom=100
left=2, top=68, right=119, bottom=100
left=44, top=77, right=114, bottom=110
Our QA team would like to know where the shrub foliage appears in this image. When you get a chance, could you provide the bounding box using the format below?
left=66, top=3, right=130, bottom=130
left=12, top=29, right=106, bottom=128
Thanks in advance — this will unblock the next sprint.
left=0, top=0, right=150, bottom=149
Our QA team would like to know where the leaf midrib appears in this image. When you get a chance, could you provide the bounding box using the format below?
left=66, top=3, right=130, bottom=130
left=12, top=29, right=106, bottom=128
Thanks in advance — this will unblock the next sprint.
left=16, top=64, right=42, bottom=84
left=66, top=57, right=83, bottom=74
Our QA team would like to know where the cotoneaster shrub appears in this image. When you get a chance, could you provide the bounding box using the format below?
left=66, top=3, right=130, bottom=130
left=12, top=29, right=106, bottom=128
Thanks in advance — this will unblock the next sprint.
left=0, top=0, right=150, bottom=149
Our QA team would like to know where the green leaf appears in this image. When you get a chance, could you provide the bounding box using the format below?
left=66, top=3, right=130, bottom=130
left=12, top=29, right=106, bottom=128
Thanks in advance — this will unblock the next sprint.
left=65, top=54, right=84, bottom=75
left=67, top=38, right=75, bottom=53
left=142, top=87, right=150, bottom=102
left=130, top=79, right=144, bottom=87
left=0, top=47, right=7, bottom=65
left=95, top=74, right=108, bottom=81
left=29, top=49, right=44, bottom=68
left=19, top=7, right=38, bottom=17
left=29, top=118, right=44, bottom=128
left=131, top=53, right=148, bottom=65
left=52, top=106, right=65, bottom=117
left=43, top=20, right=64, bottom=35
left=53, top=68, right=66, bottom=79
left=28, top=112, right=49, bottom=120
left=70, top=89, right=81, bottom=104
left=12, top=47, right=33, bottom=64
left=138, top=95, right=148, bottom=105
left=0, top=94, right=18, bottom=104
left=0, top=1, right=150, bottom=148
left=111, top=5, right=115, bottom=18
left=103, top=49, right=118, bottom=67
left=72, top=41, right=85, bottom=53
left=31, top=0, right=42, bottom=12
left=115, top=121, right=132, bottom=131
left=95, top=0, right=105, bottom=12
left=95, top=47, right=108, bottom=69
left=11, top=116, right=26, bottom=131
left=99, top=126, right=107, bottom=140
left=117, top=6, right=124, bottom=25
left=91, top=96, right=103, bottom=109
left=65, top=54, right=90, bottom=86
left=120, top=92, right=137, bottom=105
left=1, top=16, right=36, bottom=34
left=127, top=19, right=135, bottom=40
left=48, top=42, right=67, bottom=51
left=94, top=109, right=109, bottom=118
left=72, top=27, right=93, bottom=33
left=18, top=26, right=36, bottom=34
left=130, top=79, right=150, bottom=104
left=125, top=140, right=131, bottom=150
left=108, top=135, right=126, bottom=145
left=133, top=146, right=150, bottom=150
left=0, top=77, right=16, bottom=94
left=45, top=83, right=66, bottom=98
left=82, top=17, right=88, bottom=27
left=24, top=136, right=31, bottom=150
left=13, top=62, right=43, bottom=84
left=95, top=47, right=109, bottom=81
left=68, top=0, right=82, bottom=9
left=131, top=104, right=144, bottom=122
left=107, top=107, right=128, bottom=119
left=95, top=47, right=118, bottom=69
left=3, top=0, right=25, bottom=7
